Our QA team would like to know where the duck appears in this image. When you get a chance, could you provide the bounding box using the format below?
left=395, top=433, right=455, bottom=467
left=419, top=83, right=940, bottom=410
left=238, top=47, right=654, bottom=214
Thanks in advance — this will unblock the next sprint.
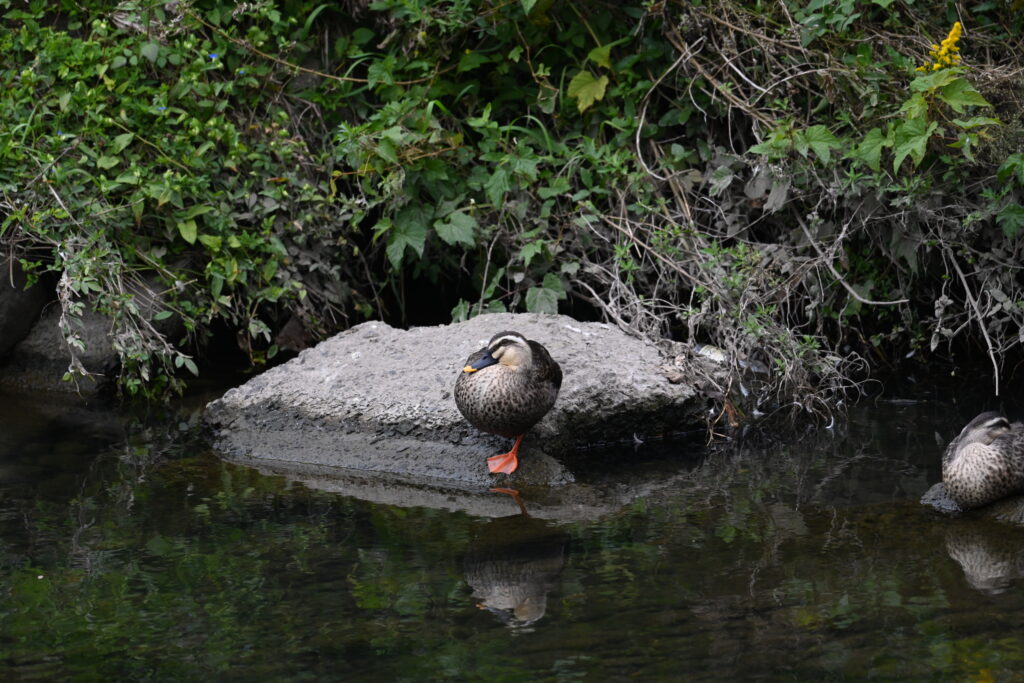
left=943, top=411, right=1024, bottom=509
left=454, top=331, right=562, bottom=475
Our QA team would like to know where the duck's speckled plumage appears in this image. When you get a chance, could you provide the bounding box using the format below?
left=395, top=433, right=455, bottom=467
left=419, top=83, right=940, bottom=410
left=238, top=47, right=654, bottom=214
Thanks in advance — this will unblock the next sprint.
left=943, top=411, right=1024, bottom=509
left=454, top=331, right=561, bottom=441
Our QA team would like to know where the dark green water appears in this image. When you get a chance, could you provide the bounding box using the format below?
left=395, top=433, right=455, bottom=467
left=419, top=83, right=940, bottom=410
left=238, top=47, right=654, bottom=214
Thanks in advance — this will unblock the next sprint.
left=4, top=389, right=1024, bottom=680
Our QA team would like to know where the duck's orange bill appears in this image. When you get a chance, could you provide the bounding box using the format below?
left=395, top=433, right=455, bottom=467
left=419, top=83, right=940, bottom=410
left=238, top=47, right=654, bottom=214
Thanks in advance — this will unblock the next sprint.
left=462, top=365, right=478, bottom=373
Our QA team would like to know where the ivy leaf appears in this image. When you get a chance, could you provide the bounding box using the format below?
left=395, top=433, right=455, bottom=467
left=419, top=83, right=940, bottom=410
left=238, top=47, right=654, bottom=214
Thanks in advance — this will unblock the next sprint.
left=520, top=240, right=545, bottom=266
left=996, top=204, right=1024, bottom=239
left=997, top=153, right=1024, bottom=186
left=458, top=51, right=489, bottom=73
left=909, top=69, right=959, bottom=93
left=484, top=167, right=511, bottom=206
left=938, top=77, right=992, bottom=113
left=538, top=175, right=571, bottom=199
left=567, top=70, right=608, bottom=113
left=434, top=210, right=477, bottom=247
left=525, top=285, right=560, bottom=314
left=849, top=127, right=889, bottom=172
left=800, top=125, right=841, bottom=164
left=588, top=44, right=612, bottom=69
left=384, top=206, right=430, bottom=269
left=451, top=299, right=471, bottom=323
left=897, top=93, right=929, bottom=120
left=541, top=273, right=567, bottom=299
left=892, top=118, right=938, bottom=173
left=952, top=116, right=1000, bottom=130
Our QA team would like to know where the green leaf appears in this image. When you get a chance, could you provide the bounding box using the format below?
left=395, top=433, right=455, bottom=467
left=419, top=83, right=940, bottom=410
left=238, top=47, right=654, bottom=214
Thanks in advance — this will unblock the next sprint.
left=114, top=169, right=141, bottom=185
left=525, top=286, right=560, bottom=314
left=897, top=93, right=929, bottom=120
left=997, top=153, right=1024, bottom=186
left=849, top=127, right=889, bottom=172
left=520, top=240, right=545, bottom=266
left=434, top=210, right=477, bottom=247
left=183, top=204, right=215, bottom=219
left=177, top=219, right=197, bottom=244
left=384, top=206, right=430, bottom=269
left=484, top=167, right=511, bottom=206
left=538, top=175, right=571, bottom=199
left=588, top=44, right=612, bottom=69
left=451, top=299, right=471, bottom=323
left=140, top=42, right=160, bottom=63
left=458, top=51, right=489, bottom=72
left=800, top=125, right=841, bottom=164
left=197, top=234, right=222, bottom=251
left=996, top=204, right=1024, bottom=239
left=153, top=310, right=174, bottom=321
left=111, top=133, right=134, bottom=154
left=708, top=165, right=734, bottom=197
left=892, top=118, right=937, bottom=173
left=938, top=77, right=992, bottom=113
left=181, top=356, right=199, bottom=376
left=520, top=0, right=538, bottom=14
left=567, top=70, right=608, bottom=113
left=952, top=116, right=1000, bottom=130
left=909, top=69, right=959, bottom=93
left=541, top=273, right=567, bottom=299
left=482, top=266, right=506, bottom=299
left=96, top=156, right=119, bottom=169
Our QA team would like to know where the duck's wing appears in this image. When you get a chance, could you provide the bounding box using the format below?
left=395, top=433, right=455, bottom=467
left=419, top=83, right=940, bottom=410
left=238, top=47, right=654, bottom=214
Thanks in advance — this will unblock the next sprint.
left=528, top=340, right=562, bottom=391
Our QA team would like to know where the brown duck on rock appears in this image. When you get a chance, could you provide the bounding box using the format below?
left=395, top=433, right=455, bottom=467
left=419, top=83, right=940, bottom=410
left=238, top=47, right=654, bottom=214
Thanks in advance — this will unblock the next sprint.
left=943, top=411, right=1024, bottom=509
left=454, top=331, right=562, bottom=475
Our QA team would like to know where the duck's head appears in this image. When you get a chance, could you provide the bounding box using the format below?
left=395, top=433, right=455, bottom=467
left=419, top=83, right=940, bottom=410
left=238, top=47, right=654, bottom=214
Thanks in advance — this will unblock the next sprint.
left=463, top=331, right=531, bottom=373
left=955, top=411, right=1011, bottom=448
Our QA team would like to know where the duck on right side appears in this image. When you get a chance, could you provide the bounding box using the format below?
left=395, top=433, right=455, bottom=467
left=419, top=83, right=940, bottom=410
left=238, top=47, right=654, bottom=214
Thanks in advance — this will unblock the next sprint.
left=943, top=411, right=1024, bottom=509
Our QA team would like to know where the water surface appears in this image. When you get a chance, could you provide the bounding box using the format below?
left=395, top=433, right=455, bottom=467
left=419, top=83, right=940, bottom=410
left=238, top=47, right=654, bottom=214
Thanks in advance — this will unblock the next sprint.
left=3, top=389, right=1024, bottom=680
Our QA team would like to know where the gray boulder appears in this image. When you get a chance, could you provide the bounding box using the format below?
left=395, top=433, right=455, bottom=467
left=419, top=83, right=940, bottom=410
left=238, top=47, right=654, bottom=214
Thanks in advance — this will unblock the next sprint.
left=0, top=304, right=114, bottom=394
left=0, top=257, right=50, bottom=359
left=205, top=313, right=706, bottom=487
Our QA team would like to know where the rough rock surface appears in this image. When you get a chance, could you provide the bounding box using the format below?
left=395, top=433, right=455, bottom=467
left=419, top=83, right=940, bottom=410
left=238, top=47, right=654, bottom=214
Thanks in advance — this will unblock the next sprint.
left=0, top=304, right=115, bottom=394
left=205, top=313, right=705, bottom=487
left=0, top=257, right=50, bottom=360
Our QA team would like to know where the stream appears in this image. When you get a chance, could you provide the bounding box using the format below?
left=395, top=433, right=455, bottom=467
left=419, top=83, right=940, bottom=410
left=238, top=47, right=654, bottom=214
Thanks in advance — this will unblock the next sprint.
left=3, top=386, right=1024, bottom=680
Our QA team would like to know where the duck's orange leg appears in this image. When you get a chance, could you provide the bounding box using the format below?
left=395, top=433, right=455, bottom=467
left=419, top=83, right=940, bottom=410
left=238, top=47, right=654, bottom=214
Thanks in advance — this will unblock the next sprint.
left=487, top=434, right=524, bottom=474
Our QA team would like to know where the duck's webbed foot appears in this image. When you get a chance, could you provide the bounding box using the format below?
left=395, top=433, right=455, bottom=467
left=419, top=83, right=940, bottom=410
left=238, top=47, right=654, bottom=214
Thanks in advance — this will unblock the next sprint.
left=487, top=434, right=524, bottom=474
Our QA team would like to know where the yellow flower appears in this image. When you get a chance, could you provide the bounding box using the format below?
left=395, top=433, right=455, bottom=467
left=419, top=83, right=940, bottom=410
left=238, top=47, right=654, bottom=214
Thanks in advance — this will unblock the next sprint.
left=919, top=21, right=964, bottom=71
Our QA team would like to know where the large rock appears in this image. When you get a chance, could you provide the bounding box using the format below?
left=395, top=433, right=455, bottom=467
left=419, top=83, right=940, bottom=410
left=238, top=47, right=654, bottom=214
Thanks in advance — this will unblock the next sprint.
left=205, top=313, right=706, bottom=487
left=0, top=304, right=115, bottom=394
left=0, top=257, right=50, bottom=359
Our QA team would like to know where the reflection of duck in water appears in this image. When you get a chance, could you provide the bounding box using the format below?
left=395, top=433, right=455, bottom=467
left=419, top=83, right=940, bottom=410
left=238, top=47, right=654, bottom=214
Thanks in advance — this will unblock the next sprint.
left=463, top=515, right=568, bottom=628
left=945, top=521, right=1024, bottom=595
left=942, top=412, right=1024, bottom=509
left=454, top=331, right=562, bottom=475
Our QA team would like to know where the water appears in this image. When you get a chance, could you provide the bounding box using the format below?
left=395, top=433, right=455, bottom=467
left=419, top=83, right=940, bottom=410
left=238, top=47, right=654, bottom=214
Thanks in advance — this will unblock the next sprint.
left=3, top=388, right=1024, bottom=680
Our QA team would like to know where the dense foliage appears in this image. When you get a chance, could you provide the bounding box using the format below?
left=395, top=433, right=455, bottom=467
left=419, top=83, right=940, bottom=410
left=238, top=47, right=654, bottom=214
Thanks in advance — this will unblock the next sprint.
left=2, top=0, right=1022, bottom=416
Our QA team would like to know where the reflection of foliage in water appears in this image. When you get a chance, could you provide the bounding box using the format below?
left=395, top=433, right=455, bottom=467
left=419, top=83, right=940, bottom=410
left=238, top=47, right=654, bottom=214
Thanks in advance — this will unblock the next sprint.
left=4, top=402, right=1024, bottom=678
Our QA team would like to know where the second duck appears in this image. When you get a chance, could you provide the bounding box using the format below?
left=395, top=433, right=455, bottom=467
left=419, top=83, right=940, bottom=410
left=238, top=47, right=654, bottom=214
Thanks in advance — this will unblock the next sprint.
left=943, top=411, right=1024, bottom=509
